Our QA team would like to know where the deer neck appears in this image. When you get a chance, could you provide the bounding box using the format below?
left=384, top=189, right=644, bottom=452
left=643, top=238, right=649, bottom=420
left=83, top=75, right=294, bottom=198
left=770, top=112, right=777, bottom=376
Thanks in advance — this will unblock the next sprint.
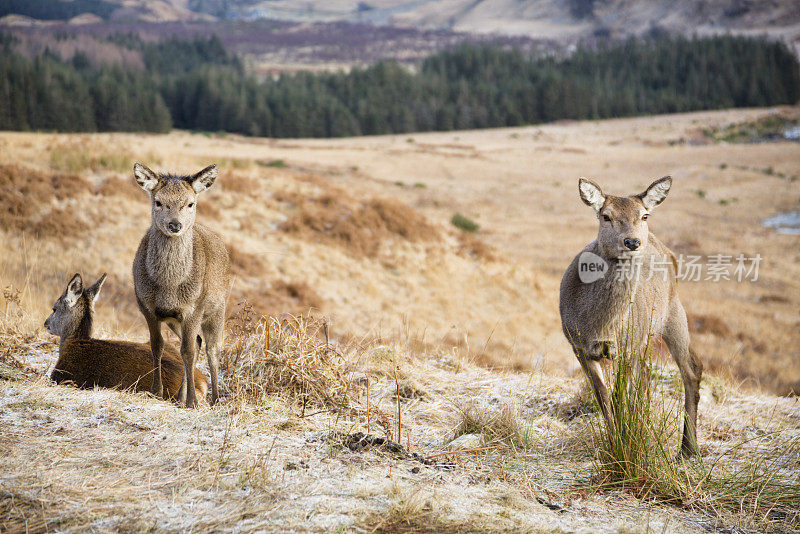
left=146, top=226, right=195, bottom=285
left=589, top=252, right=643, bottom=327
left=61, top=301, right=93, bottom=347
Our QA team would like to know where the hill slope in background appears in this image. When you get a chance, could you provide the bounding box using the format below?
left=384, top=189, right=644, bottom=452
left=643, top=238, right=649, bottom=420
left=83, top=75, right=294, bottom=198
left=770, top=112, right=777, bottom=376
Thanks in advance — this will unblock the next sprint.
left=3, top=0, right=799, bottom=53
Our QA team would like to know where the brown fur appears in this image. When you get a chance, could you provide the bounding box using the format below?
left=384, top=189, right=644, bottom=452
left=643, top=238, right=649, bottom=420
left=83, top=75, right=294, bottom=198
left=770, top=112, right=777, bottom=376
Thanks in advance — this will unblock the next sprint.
left=132, top=163, right=230, bottom=408
left=46, top=273, right=208, bottom=400
left=559, top=176, right=703, bottom=456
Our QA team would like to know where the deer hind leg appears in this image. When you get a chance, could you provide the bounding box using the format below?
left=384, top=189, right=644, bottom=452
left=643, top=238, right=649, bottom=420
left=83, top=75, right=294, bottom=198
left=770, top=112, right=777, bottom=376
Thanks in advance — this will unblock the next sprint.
left=662, top=300, right=703, bottom=456
left=179, top=317, right=202, bottom=408
left=167, top=320, right=203, bottom=352
left=202, top=308, right=224, bottom=406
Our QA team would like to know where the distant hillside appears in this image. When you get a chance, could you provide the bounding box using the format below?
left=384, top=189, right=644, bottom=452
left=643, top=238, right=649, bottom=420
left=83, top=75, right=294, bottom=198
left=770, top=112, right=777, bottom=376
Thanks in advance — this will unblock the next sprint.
left=3, top=0, right=798, bottom=51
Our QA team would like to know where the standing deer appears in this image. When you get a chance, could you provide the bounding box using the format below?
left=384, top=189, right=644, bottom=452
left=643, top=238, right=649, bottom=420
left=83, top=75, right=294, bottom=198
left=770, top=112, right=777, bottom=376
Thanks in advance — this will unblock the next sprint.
left=45, top=273, right=208, bottom=400
left=559, top=176, right=703, bottom=456
left=133, top=162, right=230, bottom=408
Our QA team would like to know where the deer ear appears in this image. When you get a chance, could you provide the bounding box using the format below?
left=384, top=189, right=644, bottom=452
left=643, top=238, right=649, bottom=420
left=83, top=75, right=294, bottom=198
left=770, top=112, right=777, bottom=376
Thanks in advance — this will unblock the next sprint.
left=65, top=273, right=83, bottom=307
left=190, top=164, right=217, bottom=194
left=86, top=273, right=107, bottom=305
left=638, top=176, right=672, bottom=210
left=579, top=178, right=605, bottom=212
left=134, top=163, right=160, bottom=191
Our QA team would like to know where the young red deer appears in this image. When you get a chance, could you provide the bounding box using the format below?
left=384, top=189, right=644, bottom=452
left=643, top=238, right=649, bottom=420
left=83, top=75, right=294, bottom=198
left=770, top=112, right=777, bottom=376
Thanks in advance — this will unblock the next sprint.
left=559, top=176, right=703, bottom=456
left=45, top=273, right=208, bottom=400
left=133, top=162, right=230, bottom=408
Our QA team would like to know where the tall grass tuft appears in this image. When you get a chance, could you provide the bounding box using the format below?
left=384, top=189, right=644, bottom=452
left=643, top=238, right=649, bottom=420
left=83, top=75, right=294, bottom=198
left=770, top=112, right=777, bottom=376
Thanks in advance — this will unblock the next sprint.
left=454, top=401, right=531, bottom=452
left=221, top=313, right=353, bottom=410
left=583, top=329, right=800, bottom=529
left=588, top=333, right=687, bottom=499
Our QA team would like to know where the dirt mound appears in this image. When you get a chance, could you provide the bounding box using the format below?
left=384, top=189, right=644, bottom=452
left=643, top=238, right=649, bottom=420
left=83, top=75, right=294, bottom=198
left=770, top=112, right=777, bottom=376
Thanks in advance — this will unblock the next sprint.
left=0, top=164, right=89, bottom=237
left=687, top=313, right=732, bottom=337
left=229, top=281, right=323, bottom=320
left=245, top=281, right=323, bottom=318
left=280, top=187, right=440, bottom=257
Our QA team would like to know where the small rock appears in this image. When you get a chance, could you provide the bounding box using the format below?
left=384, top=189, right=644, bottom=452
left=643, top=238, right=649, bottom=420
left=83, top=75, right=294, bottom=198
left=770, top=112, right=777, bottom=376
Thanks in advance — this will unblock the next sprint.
left=445, top=433, right=481, bottom=451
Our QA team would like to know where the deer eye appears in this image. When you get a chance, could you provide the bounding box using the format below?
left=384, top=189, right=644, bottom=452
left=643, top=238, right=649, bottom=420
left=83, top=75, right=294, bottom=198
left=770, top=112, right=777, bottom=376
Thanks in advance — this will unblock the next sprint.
left=188, top=203, right=194, bottom=208
left=642, top=214, right=649, bottom=220
left=602, top=214, right=611, bottom=222
left=154, top=200, right=162, bottom=208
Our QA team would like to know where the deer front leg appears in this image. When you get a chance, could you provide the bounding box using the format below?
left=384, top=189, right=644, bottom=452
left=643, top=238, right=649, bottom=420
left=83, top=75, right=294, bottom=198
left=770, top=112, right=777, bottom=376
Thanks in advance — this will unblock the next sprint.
left=179, top=317, right=202, bottom=408
left=145, top=314, right=165, bottom=399
left=577, top=351, right=614, bottom=446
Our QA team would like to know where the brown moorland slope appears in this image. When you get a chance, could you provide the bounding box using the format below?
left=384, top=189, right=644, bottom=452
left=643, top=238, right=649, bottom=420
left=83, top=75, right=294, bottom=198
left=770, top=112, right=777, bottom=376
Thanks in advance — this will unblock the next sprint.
left=0, top=107, right=798, bottom=396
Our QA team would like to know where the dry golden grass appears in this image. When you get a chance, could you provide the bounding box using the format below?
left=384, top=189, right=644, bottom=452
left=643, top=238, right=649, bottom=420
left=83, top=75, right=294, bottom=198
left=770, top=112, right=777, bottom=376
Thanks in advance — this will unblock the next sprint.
left=2, top=313, right=797, bottom=532
left=222, top=314, right=354, bottom=409
left=3, top=108, right=799, bottom=394
left=2, top=204, right=799, bottom=534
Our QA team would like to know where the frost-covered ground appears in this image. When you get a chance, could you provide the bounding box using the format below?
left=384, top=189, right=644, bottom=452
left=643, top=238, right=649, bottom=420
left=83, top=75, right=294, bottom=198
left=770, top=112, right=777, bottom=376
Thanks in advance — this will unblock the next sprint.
left=1, top=344, right=798, bottom=533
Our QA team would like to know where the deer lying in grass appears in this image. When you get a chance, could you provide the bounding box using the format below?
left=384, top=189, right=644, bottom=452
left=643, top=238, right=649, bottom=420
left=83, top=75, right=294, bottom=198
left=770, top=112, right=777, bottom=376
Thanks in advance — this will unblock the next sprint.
left=559, top=176, right=703, bottom=456
left=133, top=163, right=230, bottom=408
left=45, top=273, right=208, bottom=400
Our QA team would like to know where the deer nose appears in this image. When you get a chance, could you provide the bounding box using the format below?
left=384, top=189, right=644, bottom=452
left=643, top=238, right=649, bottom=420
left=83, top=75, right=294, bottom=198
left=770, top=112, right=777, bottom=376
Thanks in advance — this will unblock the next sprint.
left=624, top=238, right=640, bottom=251
left=167, top=221, right=182, bottom=234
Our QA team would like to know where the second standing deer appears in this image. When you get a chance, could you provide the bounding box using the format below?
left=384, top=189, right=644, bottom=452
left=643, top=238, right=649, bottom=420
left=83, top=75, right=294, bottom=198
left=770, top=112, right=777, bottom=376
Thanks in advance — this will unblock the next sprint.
left=559, top=176, right=703, bottom=456
left=133, top=162, right=230, bottom=408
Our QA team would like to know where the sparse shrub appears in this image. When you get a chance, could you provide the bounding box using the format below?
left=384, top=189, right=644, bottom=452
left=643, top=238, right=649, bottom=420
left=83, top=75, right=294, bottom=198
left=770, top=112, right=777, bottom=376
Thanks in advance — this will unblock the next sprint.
left=258, top=159, right=286, bottom=168
left=450, top=213, right=479, bottom=233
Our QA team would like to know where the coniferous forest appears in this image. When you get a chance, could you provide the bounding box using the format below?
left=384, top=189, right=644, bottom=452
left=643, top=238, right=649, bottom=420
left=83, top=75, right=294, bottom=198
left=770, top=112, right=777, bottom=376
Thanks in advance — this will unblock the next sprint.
left=1, top=33, right=798, bottom=137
